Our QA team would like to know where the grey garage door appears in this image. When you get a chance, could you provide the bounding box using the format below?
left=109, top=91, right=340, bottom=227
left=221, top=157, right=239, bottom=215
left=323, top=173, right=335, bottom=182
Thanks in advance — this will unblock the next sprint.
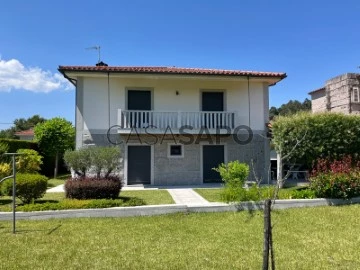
left=128, top=146, right=151, bottom=185
left=203, top=145, right=224, bottom=183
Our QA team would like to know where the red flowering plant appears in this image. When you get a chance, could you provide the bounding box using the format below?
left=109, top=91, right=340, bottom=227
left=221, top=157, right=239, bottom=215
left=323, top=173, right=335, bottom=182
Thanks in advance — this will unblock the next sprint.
left=310, top=155, right=360, bottom=199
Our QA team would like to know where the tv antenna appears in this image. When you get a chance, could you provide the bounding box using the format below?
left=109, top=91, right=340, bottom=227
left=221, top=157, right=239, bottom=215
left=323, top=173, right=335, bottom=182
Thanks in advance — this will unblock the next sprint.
left=86, top=45, right=101, bottom=63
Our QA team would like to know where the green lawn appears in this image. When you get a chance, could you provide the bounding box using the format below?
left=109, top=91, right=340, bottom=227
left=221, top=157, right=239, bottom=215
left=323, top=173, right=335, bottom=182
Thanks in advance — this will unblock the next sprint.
left=47, top=174, right=71, bottom=188
left=0, top=205, right=359, bottom=269
left=0, top=190, right=174, bottom=212
left=47, top=178, right=66, bottom=188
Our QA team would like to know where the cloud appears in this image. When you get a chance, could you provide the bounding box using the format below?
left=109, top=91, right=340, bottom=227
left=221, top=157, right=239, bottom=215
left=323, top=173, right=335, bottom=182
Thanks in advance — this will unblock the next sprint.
left=0, top=58, right=73, bottom=93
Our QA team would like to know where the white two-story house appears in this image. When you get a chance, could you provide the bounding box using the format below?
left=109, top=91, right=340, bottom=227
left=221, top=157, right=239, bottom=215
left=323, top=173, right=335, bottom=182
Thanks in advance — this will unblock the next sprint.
left=59, top=64, right=286, bottom=185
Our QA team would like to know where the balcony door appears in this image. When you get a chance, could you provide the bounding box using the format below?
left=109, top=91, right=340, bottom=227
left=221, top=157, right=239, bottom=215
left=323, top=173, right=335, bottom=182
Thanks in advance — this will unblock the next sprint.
left=201, top=92, right=224, bottom=128
left=202, top=92, right=224, bottom=112
left=127, top=90, right=151, bottom=128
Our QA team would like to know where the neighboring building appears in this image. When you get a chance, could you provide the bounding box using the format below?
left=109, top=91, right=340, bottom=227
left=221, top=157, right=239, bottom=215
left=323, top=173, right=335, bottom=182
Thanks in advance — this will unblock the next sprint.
left=309, top=73, right=360, bottom=114
left=59, top=65, right=286, bottom=185
left=14, top=128, right=34, bottom=141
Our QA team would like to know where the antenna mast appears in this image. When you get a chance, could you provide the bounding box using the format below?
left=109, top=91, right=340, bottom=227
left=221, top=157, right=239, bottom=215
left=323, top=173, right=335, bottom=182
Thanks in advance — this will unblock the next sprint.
left=86, top=45, right=101, bottom=63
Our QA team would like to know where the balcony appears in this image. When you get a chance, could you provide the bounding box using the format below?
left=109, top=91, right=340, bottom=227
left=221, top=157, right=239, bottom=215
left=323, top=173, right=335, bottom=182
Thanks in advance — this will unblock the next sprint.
left=117, top=110, right=237, bottom=133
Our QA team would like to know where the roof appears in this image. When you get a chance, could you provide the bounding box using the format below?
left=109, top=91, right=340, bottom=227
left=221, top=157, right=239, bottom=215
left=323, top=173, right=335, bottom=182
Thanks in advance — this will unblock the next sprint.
left=308, top=87, right=325, bottom=95
left=14, top=129, right=34, bottom=136
left=58, top=65, right=287, bottom=79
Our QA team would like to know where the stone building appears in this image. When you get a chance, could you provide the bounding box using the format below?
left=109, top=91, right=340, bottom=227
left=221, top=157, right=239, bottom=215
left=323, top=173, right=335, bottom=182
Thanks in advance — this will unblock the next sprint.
left=309, top=73, right=360, bottom=114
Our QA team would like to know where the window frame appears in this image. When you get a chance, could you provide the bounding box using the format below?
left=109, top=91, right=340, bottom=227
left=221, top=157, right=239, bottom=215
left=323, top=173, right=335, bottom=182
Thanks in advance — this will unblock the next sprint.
left=352, top=86, right=359, bottom=103
left=167, top=143, right=184, bottom=158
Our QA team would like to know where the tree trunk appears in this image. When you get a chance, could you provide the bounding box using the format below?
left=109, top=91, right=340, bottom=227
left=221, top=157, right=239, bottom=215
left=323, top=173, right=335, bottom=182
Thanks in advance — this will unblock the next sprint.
left=269, top=221, right=275, bottom=270
left=262, top=199, right=271, bottom=270
left=276, top=153, right=284, bottom=188
left=54, top=152, right=58, bottom=179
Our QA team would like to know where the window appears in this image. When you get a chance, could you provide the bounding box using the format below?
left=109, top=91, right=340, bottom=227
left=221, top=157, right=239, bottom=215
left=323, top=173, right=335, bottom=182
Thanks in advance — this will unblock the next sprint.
left=168, top=144, right=184, bottom=158
left=352, top=87, right=359, bottom=103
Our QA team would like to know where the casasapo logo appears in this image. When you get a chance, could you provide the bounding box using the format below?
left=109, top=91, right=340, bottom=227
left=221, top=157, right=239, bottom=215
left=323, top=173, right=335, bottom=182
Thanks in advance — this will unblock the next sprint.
left=107, top=125, right=253, bottom=145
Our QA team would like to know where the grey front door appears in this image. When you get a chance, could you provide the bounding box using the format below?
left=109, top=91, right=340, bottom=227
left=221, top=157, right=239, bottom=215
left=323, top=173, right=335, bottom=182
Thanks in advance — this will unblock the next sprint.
left=128, top=146, right=151, bottom=185
left=203, top=145, right=224, bottom=183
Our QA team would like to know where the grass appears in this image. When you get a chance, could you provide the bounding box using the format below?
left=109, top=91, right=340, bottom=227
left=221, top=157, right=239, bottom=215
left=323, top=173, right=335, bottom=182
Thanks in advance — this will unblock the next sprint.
left=0, top=205, right=359, bottom=269
left=194, top=186, right=314, bottom=202
left=47, top=174, right=71, bottom=188
left=0, top=190, right=174, bottom=212
left=47, top=178, right=66, bottom=188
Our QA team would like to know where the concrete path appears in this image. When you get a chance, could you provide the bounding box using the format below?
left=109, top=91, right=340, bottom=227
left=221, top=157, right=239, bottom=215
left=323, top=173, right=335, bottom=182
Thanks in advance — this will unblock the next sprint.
left=167, top=189, right=210, bottom=205
left=47, top=184, right=65, bottom=193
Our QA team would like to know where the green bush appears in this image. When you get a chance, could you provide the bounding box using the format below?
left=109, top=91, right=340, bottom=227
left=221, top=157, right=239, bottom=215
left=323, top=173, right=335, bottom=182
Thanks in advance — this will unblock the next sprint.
left=16, top=149, right=43, bottom=173
left=0, top=163, right=11, bottom=180
left=1, top=173, right=48, bottom=203
left=213, top=161, right=250, bottom=203
left=64, top=146, right=121, bottom=177
left=271, top=112, right=360, bottom=167
left=64, top=148, right=92, bottom=177
left=310, top=172, right=360, bottom=199
left=89, top=146, right=121, bottom=178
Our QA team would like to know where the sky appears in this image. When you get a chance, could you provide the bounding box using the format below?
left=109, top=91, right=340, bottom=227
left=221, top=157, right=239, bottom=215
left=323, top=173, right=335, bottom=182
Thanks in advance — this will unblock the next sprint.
left=1, top=0, right=360, bottom=130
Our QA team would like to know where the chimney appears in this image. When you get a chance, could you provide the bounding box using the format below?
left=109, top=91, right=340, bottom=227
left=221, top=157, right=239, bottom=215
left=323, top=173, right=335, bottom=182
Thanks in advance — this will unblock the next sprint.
left=96, top=61, right=108, bottom=67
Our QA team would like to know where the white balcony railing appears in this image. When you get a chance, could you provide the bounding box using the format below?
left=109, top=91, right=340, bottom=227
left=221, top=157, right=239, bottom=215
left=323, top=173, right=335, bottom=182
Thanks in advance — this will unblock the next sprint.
left=118, top=110, right=236, bottom=130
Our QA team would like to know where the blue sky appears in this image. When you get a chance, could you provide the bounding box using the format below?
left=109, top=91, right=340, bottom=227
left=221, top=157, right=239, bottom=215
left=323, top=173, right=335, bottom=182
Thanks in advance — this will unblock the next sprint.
left=1, top=0, right=360, bottom=130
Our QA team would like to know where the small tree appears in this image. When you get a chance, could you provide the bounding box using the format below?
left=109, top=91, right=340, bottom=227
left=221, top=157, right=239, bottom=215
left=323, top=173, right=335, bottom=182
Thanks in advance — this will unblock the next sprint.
left=64, top=147, right=92, bottom=177
left=64, top=146, right=121, bottom=178
left=34, top=118, right=75, bottom=178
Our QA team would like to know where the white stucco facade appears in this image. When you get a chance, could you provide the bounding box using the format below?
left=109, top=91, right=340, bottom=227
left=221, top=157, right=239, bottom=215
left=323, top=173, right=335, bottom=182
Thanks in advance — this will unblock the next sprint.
left=60, top=67, right=285, bottom=185
left=77, top=74, right=270, bottom=136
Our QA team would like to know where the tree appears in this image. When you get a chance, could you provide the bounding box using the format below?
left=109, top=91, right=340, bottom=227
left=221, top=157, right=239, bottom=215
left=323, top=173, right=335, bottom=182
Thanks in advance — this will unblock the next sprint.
left=0, top=114, right=46, bottom=139
left=269, top=98, right=311, bottom=119
left=34, top=117, right=75, bottom=178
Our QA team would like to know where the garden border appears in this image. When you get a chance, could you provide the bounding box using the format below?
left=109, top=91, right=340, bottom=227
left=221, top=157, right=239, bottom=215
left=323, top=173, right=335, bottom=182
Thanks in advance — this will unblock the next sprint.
left=0, top=197, right=360, bottom=221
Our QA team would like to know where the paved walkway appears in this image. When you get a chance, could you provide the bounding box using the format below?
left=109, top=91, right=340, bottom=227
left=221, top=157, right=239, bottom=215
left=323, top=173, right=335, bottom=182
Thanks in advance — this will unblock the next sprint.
left=167, top=189, right=210, bottom=205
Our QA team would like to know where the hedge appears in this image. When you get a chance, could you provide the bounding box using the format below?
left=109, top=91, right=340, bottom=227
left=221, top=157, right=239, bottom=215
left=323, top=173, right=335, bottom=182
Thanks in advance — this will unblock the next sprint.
left=0, top=139, right=68, bottom=177
left=271, top=112, right=360, bottom=167
left=0, top=138, right=38, bottom=153
left=65, top=176, right=123, bottom=199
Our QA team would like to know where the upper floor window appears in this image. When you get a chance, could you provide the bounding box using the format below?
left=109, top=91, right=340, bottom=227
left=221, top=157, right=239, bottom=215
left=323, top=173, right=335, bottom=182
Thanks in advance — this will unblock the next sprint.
left=127, top=90, right=152, bottom=110
left=352, top=87, right=359, bottom=103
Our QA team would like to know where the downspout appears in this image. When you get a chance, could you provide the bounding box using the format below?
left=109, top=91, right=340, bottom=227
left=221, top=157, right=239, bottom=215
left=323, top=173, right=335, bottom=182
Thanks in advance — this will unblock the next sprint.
left=247, top=76, right=251, bottom=128
left=108, top=72, right=111, bottom=129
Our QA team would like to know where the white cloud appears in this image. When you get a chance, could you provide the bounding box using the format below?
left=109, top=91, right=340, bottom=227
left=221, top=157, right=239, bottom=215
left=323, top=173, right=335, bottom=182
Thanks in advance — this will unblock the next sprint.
left=0, top=58, right=73, bottom=93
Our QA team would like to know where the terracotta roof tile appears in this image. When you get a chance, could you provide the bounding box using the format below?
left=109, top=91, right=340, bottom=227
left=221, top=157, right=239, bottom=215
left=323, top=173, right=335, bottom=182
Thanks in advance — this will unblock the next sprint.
left=14, top=129, right=34, bottom=136
left=58, top=65, right=287, bottom=79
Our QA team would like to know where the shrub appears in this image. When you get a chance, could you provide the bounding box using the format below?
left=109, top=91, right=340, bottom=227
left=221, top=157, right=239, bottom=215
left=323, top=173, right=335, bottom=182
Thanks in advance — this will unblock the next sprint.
left=214, top=161, right=250, bottom=203
left=64, top=146, right=121, bottom=178
left=271, top=112, right=360, bottom=167
left=65, top=176, right=123, bottom=199
left=310, top=172, right=360, bottom=199
left=16, top=149, right=43, bottom=173
left=89, top=146, right=121, bottom=178
left=0, top=163, right=11, bottom=179
left=64, top=148, right=92, bottom=177
left=309, top=156, right=360, bottom=199
left=1, top=173, right=48, bottom=203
